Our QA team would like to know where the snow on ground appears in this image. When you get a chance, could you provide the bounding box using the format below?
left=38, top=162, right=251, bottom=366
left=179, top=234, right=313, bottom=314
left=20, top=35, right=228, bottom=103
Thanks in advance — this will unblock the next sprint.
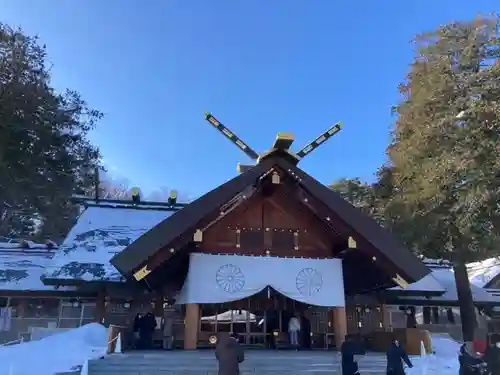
left=0, top=323, right=108, bottom=375
left=408, top=334, right=461, bottom=375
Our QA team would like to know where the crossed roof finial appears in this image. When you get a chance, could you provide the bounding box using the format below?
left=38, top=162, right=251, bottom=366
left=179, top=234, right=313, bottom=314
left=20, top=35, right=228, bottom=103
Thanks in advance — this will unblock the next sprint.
left=204, top=113, right=343, bottom=173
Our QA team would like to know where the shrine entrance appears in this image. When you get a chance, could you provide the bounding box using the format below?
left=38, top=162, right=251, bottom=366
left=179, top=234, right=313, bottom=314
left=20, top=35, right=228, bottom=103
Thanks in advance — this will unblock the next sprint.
left=195, top=287, right=345, bottom=350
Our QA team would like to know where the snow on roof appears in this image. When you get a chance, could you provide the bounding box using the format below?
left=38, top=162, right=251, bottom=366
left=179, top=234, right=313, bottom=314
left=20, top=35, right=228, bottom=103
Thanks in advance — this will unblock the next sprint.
left=43, top=206, right=174, bottom=283
left=395, top=264, right=500, bottom=304
left=429, top=266, right=500, bottom=304
left=467, top=258, right=500, bottom=288
left=0, top=241, right=64, bottom=291
left=390, top=267, right=446, bottom=293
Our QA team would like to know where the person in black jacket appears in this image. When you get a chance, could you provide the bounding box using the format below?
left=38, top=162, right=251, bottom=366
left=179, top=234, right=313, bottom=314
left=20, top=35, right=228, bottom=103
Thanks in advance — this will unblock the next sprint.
left=300, top=312, right=311, bottom=350
left=132, top=313, right=143, bottom=349
left=485, top=342, right=500, bottom=375
left=386, top=339, right=413, bottom=375
left=460, top=343, right=489, bottom=375
left=139, top=312, right=157, bottom=350
left=341, top=335, right=360, bottom=375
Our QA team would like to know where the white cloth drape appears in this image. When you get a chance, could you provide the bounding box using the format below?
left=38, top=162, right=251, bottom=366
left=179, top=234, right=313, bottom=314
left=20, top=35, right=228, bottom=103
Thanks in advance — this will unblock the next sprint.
left=176, top=253, right=345, bottom=307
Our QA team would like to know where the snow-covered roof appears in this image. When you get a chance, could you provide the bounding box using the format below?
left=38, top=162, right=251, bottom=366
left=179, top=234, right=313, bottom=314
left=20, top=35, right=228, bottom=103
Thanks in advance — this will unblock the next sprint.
left=43, top=206, right=174, bottom=283
left=394, top=264, right=500, bottom=305
left=390, top=267, right=446, bottom=293
left=429, top=266, right=500, bottom=304
left=468, top=258, right=500, bottom=288
left=0, top=241, right=63, bottom=291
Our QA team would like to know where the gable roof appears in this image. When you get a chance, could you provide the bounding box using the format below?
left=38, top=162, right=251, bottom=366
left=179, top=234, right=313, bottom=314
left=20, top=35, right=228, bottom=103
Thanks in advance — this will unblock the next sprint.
left=111, top=156, right=430, bottom=285
left=42, top=203, right=175, bottom=285
left=110, top=157, right=279, bottom=276
left=277, top=158, right=429, bottom=282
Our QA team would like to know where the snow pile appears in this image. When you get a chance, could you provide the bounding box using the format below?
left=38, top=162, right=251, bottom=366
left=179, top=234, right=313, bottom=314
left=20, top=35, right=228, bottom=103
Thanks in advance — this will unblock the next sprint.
left=468, top=258, right=500, bottom=287
left=408, top=334, right=460, bottom=375
left=0, top=323, right=108, bottom=375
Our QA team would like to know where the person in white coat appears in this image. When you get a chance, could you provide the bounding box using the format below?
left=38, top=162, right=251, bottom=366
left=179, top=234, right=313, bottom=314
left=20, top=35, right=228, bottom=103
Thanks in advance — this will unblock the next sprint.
left=288, top=314, right=301, bottom=348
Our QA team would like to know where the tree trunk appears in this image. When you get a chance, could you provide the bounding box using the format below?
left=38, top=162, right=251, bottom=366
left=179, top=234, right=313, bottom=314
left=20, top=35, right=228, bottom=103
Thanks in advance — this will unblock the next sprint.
left=453, top=259, right=477, bottom=342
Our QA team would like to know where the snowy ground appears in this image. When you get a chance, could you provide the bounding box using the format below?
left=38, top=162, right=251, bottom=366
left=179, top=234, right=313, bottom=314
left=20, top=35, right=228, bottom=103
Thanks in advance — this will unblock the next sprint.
left=0, top=323, right=108, bottom=375
left=408, top=335, right=461, bottom=375
left=0, top=325, right=461, bottom=375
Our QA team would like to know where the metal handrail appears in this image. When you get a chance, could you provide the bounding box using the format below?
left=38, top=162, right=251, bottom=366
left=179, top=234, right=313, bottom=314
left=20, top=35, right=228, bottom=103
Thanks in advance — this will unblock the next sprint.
left=0, top=337, right=24, bottom=346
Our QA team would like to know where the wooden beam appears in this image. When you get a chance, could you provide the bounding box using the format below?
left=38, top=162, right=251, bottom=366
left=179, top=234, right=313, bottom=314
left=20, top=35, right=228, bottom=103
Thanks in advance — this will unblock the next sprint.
left=272, top=132, right=295, bottom=151
left=264, top=194, right=333, bottom=252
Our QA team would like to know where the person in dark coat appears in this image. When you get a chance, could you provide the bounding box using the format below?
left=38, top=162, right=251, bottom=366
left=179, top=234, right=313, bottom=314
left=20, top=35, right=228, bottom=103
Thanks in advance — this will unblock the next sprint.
left=300, top=312, right=311, bottom=350
left=460, top=343, right=488, bottom=375
left=341, top=335, right=360, bottom=375
left=265, top=313, right=277, bottom=349
left=139, top=312, right=157, bottom=350
left=485, top=342, right=500, bottom=375
left=215, top=333, right=245, bottom=375
left=132, top=313, right=143, bottom=349
left=386, top=339, right=413, bottom=375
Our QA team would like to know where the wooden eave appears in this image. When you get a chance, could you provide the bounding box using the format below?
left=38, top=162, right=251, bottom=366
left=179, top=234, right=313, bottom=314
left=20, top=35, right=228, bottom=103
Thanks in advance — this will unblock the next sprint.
left=276, top=158, right=430, bottom=284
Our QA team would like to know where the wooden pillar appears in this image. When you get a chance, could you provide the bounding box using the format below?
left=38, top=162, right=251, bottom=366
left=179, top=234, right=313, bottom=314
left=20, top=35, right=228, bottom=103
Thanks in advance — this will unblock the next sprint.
left=381, top=304, right=391, bottom=330
left=184, top=304, right=199, bottom=349
left=96, top=289, right=106, bottom=324
left=333, top=306, right=347, bottom=350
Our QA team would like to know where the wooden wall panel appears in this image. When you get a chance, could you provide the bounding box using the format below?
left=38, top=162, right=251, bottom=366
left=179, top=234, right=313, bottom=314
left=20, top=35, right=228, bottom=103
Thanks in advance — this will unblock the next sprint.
left=202, top=192, right=335, bottom=258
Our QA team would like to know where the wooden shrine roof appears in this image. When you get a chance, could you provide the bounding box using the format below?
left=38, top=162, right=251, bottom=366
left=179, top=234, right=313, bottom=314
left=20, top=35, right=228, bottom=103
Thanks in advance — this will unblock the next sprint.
left=110, top=156, right=430, bottom=288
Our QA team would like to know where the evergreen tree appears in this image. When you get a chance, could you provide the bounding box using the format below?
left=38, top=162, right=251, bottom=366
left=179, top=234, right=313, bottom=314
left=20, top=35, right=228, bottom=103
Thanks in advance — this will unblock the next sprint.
left=0, top=24, right=103, bottom=239
left=388, top=16, right=500, bottom=341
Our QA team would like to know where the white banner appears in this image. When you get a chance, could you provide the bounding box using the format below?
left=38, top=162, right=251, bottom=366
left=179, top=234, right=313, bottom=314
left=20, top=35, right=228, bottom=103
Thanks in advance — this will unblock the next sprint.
left=176, top=253, right=345, bottom=307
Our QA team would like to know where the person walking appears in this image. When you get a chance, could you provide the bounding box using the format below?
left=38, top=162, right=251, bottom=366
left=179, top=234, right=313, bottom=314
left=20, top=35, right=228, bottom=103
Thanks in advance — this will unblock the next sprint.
left=341, top=335, right=360, bottom=375
left=215, top=333, right=245, bottom=375
left=288, top=314, right=301, bottom=349
left=386, top=339, right=413, bottom=375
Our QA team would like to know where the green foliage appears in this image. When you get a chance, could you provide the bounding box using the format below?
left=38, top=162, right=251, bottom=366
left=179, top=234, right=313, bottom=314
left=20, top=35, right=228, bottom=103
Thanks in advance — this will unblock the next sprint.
left=0, top=24, right=103, bottom=241
left=388, top=16, right=500, bottom=262
left=332, top=16, right=500, bottom=263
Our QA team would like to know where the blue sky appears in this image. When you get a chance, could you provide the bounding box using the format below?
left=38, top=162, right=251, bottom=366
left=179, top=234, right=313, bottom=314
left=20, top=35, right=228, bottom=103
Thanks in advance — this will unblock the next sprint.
left=2, top=1, right=498, bottom=199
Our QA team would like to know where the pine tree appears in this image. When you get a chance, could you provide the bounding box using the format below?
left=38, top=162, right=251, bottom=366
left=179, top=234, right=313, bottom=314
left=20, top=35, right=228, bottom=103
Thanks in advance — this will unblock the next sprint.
left=388, top=16, right=500, bottom=341
left=0, top=24, right=103, bottom=239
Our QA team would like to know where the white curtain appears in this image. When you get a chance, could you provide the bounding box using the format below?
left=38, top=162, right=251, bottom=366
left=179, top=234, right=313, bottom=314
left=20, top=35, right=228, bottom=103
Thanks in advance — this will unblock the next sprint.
left=176, top=253, right=345, bottom=307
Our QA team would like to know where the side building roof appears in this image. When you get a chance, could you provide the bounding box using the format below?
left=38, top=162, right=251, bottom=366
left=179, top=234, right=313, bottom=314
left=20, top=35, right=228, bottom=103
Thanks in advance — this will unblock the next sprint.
left=468, top=257, right=500, bottom=288
left=386, top=262, right=500, bottom=306
left=42, top=202, right=177, bottom=285
left=0, top=240, right=75, bottom=292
